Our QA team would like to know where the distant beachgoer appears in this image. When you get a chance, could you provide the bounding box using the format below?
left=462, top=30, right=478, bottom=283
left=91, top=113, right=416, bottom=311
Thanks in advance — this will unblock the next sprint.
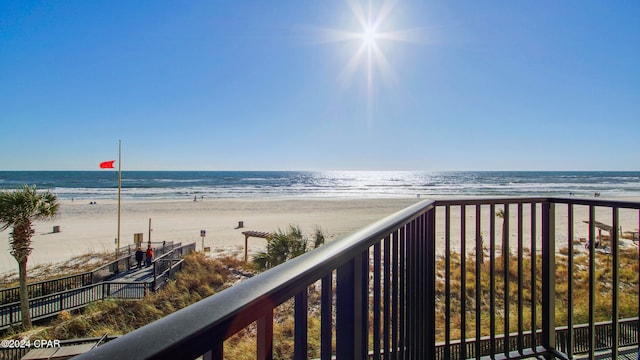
left=145, top=245, right=154, bottom=267
left=193, top=195, right=197, bottom=202
left=135, top=247, right=144, bottom=269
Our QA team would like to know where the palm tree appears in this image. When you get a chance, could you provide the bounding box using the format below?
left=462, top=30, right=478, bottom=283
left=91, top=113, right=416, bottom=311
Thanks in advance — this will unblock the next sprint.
left=0, top=185, right=59, bottom=328
left=253, top=225, right=325, bottom=271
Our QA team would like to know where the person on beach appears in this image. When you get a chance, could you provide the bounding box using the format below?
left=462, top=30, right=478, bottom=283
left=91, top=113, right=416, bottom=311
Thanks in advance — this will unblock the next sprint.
left=135, top=247, right=144, bottom=269
left=145, top=244, right=154, bottom=267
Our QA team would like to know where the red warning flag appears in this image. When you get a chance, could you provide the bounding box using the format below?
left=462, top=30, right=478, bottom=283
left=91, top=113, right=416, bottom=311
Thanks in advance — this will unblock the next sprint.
left=99, top=160, right=115, bottom=169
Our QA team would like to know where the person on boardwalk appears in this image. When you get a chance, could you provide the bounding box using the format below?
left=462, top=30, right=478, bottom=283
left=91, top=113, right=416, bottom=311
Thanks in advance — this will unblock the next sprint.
left=135, top=247, right=144, bottom=269
left=145, top=244, right=154, bottom=267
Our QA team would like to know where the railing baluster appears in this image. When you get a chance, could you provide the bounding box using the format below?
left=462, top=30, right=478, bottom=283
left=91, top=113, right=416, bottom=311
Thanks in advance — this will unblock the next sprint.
left=257, top=309, right=273, bottom=360
left=383, top=235, right=391, bottom=359
left=336, top=252, right=365, bottom=359
left=488, top=203, right=496, bottom=357
left=391, top=231, right=399, bottom=360
left=541, top=201, right=556, bottom=353
left=294, top=289, right=308, bottom=360
left=418, top=213, right=427, bottom=359
left=406, top=219, right=416, bottom=359
left=321, top=273, right=332, bottom=360
left=426, top=208, right=436, bottom=358
left=361, top=248, right=370, bottom=356
left=411, top=218, right=419, bottom=359
left=503, top=203, right=510, bottom=356
left=530, top=202, right=537, bottom=353
left=373, top=242, right=381, bottom=360
left=417, top=214, right=425, bottom=358
left=203, top=341, right=223, bottom=360
left=588, top=205, right=596, bottom=357
left=517, top=202, right=524, bottom=354
left=444, top=205, right=451, bottom=360
left=460, top=205, right=467, bottom=359
left=567, top=204, right=574, bottom=358
left=612, top=207, right=619, bottom=359
left=399, top=225, right=406, bottom=359
left=475, top=204, right=482, bottom=359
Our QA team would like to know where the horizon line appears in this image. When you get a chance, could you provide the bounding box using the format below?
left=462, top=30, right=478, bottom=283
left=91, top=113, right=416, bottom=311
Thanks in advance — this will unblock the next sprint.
left=1, top=169, right=638, bottom=173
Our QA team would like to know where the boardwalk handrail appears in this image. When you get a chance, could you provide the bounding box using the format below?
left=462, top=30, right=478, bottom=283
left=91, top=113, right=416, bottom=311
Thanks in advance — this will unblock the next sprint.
left=91, top=241, right=179, bottom=283
left=152, top=243, right=196, bottom=291
left=0, top=272, right=93, bottom=305
left=0, top=281, right=150, bottom=328
left=153, top=259, right=186, bottom=292
left=0, top=242, right=177, bottom=305
left=68, top=197, right=640, bottom=359
left=0, top=242, right=193, bottom=330
left=117, top=240, right=178, bottom=257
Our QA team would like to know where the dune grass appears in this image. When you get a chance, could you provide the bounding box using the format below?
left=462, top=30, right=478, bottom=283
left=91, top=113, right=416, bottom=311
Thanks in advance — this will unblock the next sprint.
left=2, top=253, right=252, bottom=341
left=436, top=245, right=639, bottom=341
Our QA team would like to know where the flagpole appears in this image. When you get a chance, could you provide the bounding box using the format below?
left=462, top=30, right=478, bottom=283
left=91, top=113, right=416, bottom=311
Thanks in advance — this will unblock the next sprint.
left=117, top=140, right=121, bottom=258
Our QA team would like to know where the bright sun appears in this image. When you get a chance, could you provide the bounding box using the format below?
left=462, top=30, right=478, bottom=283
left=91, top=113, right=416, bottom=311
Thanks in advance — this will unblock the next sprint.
left=319, top=0, right=416, bottom=91
left=313, top=0, right=422, bottom=122
left=313, top=0, right=424, bottom=91
left=362, top=26, right=377, bottom=47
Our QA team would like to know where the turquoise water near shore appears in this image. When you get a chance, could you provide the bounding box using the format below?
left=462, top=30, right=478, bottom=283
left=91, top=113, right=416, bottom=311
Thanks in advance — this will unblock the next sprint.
left=0, top=171, right=638, bottom=200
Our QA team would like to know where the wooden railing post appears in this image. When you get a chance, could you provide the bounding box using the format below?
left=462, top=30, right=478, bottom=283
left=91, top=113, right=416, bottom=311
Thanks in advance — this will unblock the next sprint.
left=541, top=201, right=556, bottom=352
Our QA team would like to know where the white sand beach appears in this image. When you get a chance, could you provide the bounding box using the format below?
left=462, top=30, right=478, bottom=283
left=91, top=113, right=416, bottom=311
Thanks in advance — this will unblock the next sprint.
left=0, top=197, right=420, bottom=275
left=1, top=196, right=638, bottom=276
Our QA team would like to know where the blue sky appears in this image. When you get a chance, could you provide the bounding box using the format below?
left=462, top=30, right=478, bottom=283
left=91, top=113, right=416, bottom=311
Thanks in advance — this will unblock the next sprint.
left=1, top=1, right=638, bottom=171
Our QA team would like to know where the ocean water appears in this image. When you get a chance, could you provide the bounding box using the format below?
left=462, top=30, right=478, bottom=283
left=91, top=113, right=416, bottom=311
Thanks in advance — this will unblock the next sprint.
left=0, top=171, right=638, bottom=200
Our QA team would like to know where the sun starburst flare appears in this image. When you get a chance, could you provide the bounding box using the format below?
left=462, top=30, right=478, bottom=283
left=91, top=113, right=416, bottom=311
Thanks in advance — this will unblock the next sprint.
left=312, top=0, right=425, bottom=104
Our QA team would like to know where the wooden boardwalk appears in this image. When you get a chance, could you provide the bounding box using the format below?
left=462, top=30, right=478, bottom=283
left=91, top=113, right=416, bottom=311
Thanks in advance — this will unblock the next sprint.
left=0, top=243, right=195, bottom=330
left=588, top=347, right=639, bottom=359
